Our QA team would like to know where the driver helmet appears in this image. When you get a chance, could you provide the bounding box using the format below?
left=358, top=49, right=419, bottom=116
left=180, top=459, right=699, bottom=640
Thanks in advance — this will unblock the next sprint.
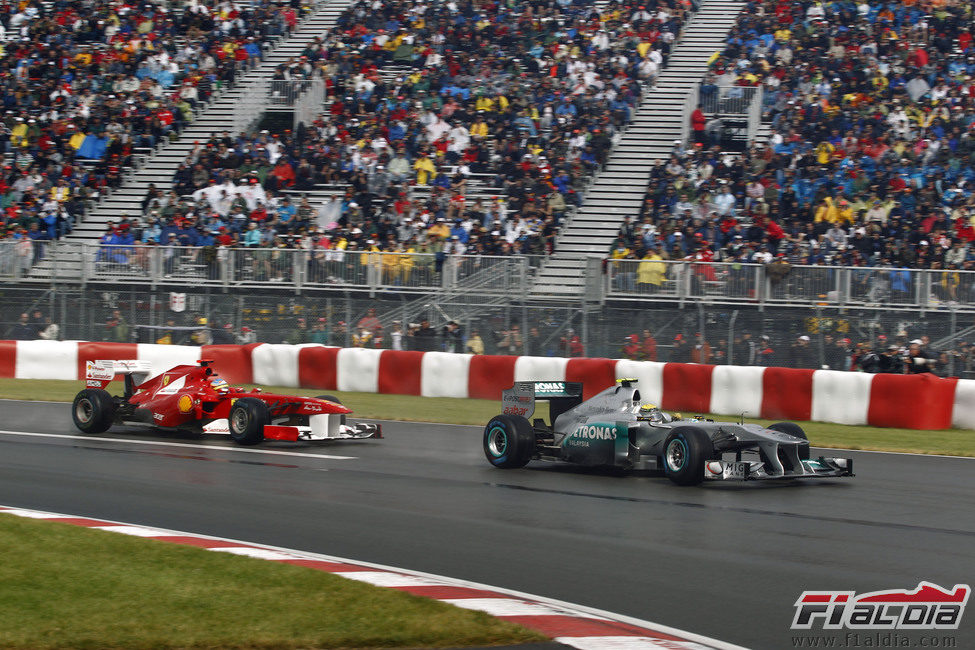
left=638, top=403, right=664, bottom=422
left=210, top=376, right=229, bottom=392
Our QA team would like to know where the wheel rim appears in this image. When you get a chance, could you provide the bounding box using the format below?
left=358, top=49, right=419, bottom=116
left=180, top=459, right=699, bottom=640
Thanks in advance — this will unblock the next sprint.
left=666, top=438, right=687, bottom=472
left=231, top=408, right=249, bottom=434
left=487, top=426, right=507, bottom=457
left=75, top=398, right=93, bottom=423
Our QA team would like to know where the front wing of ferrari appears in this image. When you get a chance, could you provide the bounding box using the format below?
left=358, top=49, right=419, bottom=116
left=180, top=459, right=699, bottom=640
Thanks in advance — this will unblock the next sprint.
left=202, top=417, right=382, bottom=441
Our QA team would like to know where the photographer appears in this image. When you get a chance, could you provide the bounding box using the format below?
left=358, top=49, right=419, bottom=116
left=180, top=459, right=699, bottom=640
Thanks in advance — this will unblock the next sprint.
left=857, top=344, right=881, bottom=373
left=412, top=319, right=438, bottom=352
left=876, top=345, right=903, bottom=374
left=442, top=320, right=463, bottom=354
left=905, top=339, right=937, bottom=374
left=496, top=324, right=523, bottom=355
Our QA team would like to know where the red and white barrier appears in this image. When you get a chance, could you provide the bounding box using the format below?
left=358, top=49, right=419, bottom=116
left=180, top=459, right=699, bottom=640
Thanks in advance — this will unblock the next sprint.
left=337, top=347, right=383, bottom=393
left=137, top=343, right=200, bottom=379
left=811, top=370, right=873, bottom=426
left=421, top=352, right=472, bottom=398
left=709, top=365, right=765, bottom=418
left=0, top=340, right=969, bottom=431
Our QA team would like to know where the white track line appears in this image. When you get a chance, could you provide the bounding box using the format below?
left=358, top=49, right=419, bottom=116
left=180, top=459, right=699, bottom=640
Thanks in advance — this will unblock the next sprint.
left=0, top=430, right=355, bottom=460
left=2, top=398, right=969, bottom=459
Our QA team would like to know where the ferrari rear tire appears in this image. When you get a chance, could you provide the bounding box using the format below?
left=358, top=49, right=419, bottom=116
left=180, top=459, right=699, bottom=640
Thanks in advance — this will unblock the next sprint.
left=768, top=422, right=810, bottom=461
left=228, top=398, right=269, bottom=445
left=483, top=414, right=534, bottom=469
left=72, top=389, right=116, bottom=434
left=662, top=426, right=714, bottom=486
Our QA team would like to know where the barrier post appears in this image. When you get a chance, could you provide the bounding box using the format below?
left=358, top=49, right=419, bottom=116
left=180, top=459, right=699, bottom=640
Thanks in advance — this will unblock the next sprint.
left=293, top=248, right=303, bottom=294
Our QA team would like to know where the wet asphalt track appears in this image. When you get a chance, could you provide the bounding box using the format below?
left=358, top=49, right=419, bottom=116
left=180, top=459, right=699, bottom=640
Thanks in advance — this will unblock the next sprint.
left=0, top=399, right=973, bottom=649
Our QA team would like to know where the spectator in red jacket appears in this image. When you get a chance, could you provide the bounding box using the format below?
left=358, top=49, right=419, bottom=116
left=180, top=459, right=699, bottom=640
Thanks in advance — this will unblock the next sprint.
left=690, top=104, right=707, bottom=146
left=641, top=329, right=658, bottom=361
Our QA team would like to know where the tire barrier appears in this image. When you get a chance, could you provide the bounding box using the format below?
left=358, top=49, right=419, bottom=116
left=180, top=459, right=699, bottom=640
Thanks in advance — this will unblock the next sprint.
left=336, top=347, right=383, bottom=393
left=760, top=368, right=814, bottom=422
left=709, top=365, right=765, bottom=419
left=422, top=352, right=474, bottom=398
left=0, top=339, right=970, bottom=431
left=811, top=370, right=873, bottom=426
left=566, top=358, right=619, bottom=400
left=136, top=343, right=201, bottom=379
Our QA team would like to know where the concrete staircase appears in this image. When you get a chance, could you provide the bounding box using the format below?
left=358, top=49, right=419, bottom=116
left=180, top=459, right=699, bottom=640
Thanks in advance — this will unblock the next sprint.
left=63, top=0, right=352, bottom=244
left=530, top=0, right=745, bottom=298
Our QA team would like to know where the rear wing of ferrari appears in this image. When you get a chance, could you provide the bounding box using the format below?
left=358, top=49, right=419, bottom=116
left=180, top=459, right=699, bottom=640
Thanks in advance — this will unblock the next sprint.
left=85, top=360, right=153, bottom=392
left=501, top=381, right=583, bottom=423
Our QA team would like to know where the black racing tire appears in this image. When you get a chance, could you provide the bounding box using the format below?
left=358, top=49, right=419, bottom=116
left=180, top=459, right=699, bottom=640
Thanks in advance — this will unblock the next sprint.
left=72, top=389, right=116, bottom=434
left=228, top=398, right=270, bottom=445
left=768, top=421, right=810, bottom=461
left=483, top=414, right=534, bottom=469
left=662, top=426, right=714, bottom=486
left=316, top=395, right=346, bottom=425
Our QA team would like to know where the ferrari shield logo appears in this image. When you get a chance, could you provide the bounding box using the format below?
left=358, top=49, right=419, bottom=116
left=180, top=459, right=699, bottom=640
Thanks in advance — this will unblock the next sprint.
left=170, top=292, right=186, bottom=313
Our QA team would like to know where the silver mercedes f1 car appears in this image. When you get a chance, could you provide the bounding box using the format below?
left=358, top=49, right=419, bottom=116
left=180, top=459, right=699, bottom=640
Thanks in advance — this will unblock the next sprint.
left=482, top=379, right=853, bottom=486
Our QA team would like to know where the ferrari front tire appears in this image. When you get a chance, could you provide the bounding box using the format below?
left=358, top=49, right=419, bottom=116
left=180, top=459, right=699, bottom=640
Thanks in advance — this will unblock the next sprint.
left=662, top=426, right=713, bottom=486
left=72, top=389, right=116, bottom=434
left=228, top=398, right=269, bottom=445
left=483, top=414, right=534, bottom=469
left=315, top=394, right=346, bottom=426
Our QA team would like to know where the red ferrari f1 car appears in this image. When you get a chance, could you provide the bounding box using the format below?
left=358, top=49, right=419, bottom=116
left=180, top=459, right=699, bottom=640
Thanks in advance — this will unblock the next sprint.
left=72, top=359, right=381, bottom=445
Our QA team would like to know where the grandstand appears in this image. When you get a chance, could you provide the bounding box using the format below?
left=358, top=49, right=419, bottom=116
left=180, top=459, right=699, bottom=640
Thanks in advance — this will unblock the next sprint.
left=531, top=0, right=745, bottom=296
left=7, top=0, right=709, bottom=278
left=4, top=0, right=975, bottom=375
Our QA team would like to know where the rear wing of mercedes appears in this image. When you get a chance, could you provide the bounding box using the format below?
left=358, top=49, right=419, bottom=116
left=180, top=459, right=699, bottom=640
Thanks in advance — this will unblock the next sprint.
left=85, top=360, right=153, bottom=394
left=501, top=381, right=583, bottom=424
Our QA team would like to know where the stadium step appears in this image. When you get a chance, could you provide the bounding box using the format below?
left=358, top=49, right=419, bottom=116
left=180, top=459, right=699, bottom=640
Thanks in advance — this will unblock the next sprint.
left=530, top=0, right=746, bottom=299
left=28, top=0, right=356, bottom=280
left=68, top=0, right=351, bottom=230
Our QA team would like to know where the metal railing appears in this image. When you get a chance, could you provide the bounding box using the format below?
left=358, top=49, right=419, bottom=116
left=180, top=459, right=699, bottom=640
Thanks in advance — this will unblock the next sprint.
left=685, top=83, right=764, bottom=146
left=232, top=77, right=270, bottom=135
left=373, top=256, right=530, bottom=333
left=605, top=259, right=975, bottom=312
left=698, top=84, right=760, bottom=116
left=5, top=241, right=529, bottom=297
left=13, top=240, right=975, bottom=314
left=747, top=85, right=765, bottom=143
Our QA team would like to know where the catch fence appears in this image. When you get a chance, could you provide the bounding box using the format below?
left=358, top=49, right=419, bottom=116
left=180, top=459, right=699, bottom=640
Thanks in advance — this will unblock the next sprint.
left=2, top=284, right=973, bottom=377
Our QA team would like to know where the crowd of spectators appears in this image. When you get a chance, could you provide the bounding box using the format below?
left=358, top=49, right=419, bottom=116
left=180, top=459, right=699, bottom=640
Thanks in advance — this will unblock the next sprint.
left=87, top=0, right=694, bottom=264
left=609, top=0, right=975, bottom=291
left=0, top=0, right=310, bottom=250
left=3, top=308, right=58, bottom=340
left=619, top=326, right=972, bottom=376
left=9, top=301, right=975, bottom=377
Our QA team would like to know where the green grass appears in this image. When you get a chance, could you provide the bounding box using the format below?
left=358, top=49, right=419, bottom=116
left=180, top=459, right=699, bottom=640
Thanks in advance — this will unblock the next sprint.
left=3, top=378, right=973, bottom=457
left=0, top=513, right=545, bottom=650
